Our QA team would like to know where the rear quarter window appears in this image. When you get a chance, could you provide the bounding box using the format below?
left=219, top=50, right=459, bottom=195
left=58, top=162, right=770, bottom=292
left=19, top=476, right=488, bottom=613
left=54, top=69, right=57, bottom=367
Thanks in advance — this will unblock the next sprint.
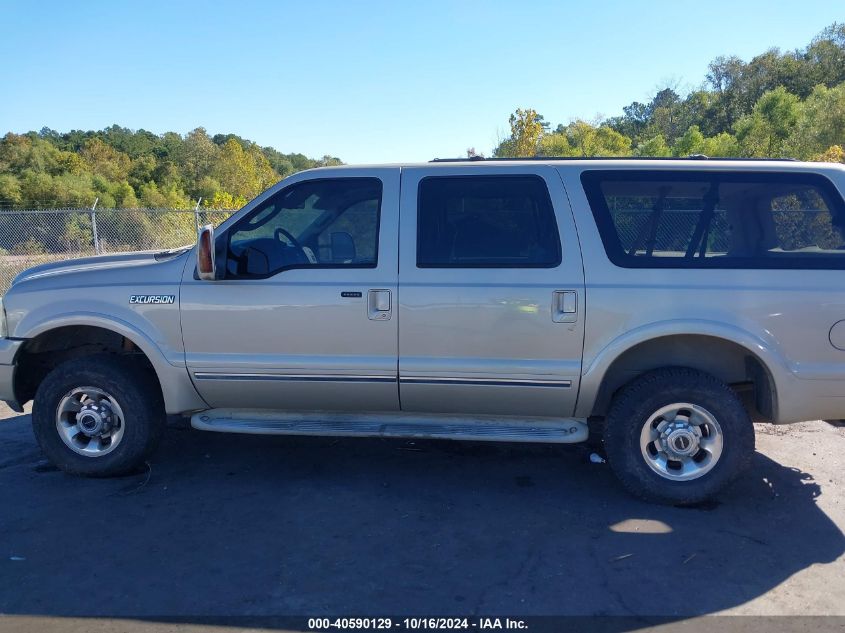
left=580, top=170, right=845, bottom=269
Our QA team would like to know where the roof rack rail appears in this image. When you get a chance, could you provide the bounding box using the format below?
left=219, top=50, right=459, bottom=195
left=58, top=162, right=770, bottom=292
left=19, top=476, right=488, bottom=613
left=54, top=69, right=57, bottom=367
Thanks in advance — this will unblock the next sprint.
left=429, top=156, right=798, bottom=163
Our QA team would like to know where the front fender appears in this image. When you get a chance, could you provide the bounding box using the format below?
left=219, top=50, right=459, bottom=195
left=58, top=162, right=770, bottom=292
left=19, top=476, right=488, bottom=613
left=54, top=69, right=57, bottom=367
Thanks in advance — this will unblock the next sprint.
left=21, top=311, right=168, bottom=361
left=14, top=312, right=206, bottom=414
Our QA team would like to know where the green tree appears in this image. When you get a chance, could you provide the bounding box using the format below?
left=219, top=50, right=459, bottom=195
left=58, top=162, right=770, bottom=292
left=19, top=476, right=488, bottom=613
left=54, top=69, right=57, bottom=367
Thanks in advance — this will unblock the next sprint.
left=213, top=138, right=278, bottom=200
left=700, top=132, right=741, bottom=157
left=647, top=88, right=684, bottom=142
left=563, top=121, right=632, bottom=157
left=735, top=87, right=801, bottom=157
left=0, top=174, right=22, bottom=206
left=179, top=127, right=219, bottom=195
left=706, top=55, right=746, bottom=130
left=635, top=135, right=671, bottom=157
left=673, top=126, right=707, bottom=156
left=783, top=82, right=845, bottom=159
left=537, top=132, right=573, bottom=157
left=816, top=145, right=845, bottom=163
left=806, top=23, right=845, bottom=88
left=494, top=108, right=546, bottom=157
left=113, top=181, right=139, bottom=208
left=673, top=125, right=740, bottom=157
left=80, top=138, right=131, bottom=181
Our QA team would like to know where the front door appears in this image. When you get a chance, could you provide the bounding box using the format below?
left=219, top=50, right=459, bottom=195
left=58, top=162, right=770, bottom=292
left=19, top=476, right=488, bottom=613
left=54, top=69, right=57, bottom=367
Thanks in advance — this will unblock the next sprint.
left=397, top=165, right=585, bottom=417
left=180, top=168, right=400, bottom=411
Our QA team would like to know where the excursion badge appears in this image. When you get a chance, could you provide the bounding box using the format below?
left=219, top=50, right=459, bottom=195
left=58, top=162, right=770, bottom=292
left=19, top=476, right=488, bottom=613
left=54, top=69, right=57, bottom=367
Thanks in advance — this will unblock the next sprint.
left=129, top=295, right=175, bottom=305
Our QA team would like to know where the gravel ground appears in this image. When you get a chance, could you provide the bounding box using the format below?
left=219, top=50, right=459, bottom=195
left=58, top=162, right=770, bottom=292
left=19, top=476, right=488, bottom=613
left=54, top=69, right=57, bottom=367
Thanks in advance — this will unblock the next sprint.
left=0, top=401, right=843, bottom=631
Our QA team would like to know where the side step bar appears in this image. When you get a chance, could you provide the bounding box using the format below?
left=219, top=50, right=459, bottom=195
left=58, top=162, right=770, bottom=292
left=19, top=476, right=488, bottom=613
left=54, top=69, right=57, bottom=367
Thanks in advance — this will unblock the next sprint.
left=191, top=409, right=589, bottom=444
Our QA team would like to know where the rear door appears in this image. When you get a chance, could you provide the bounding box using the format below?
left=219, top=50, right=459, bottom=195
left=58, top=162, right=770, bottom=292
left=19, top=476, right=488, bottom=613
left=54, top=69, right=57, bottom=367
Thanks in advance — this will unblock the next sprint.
left=397, top=165, right=585, bottom=417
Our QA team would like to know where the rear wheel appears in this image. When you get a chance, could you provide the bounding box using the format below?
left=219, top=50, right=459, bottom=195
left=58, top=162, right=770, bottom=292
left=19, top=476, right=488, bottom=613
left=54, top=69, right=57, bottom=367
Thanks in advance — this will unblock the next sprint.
left=32, top=354, right=165, bottom=476
left=603, top=367, right=754, bottom=505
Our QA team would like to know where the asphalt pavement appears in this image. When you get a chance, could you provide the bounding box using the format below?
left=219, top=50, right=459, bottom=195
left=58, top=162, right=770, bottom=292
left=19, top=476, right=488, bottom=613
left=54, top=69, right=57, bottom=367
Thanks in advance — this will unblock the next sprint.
left=1, top=404, right=843, bottom=631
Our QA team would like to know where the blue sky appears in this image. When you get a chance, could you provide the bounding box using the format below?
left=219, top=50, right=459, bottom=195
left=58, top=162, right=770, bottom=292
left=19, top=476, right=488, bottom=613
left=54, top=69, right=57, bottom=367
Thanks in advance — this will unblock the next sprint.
left=1, top=0, right=841, bottom=163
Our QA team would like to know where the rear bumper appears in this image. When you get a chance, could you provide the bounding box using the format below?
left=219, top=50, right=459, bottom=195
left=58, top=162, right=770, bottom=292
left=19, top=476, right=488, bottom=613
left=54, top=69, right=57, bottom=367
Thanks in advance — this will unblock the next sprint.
left=0, top=339, right=24, bottom=411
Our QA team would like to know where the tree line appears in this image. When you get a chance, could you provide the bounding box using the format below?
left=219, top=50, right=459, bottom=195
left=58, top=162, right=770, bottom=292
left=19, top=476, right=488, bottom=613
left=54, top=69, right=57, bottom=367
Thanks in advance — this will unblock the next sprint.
left=0, top=126, right=341, bottom=210
left=490, top=23, right=845, bottom=163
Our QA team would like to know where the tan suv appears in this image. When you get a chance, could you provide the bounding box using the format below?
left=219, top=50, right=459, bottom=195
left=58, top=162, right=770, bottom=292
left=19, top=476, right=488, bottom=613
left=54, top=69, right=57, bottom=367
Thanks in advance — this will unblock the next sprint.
left=1, top=158, right=844, bottom=504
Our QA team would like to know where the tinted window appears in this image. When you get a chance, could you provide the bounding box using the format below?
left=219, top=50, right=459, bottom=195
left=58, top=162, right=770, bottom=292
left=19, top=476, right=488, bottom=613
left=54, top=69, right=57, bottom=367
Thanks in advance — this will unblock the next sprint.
left=417, top=176, right=561, bottom=267
left=226, top=178, right=381, bottom=278
left=581, top=170, right=845, bottom=269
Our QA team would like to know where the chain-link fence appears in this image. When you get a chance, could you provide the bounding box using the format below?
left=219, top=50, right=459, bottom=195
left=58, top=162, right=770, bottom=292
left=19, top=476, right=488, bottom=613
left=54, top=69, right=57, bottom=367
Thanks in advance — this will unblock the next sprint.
left=0, top=208, right=235, bottom=294
left=0, top=206, right=782, bottom=296
left=611, top=208, right=732, bottom=255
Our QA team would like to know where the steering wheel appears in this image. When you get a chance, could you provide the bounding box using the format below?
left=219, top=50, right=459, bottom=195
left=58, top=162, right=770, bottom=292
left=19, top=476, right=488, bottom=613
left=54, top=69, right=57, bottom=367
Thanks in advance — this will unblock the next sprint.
left=273, top=227, right=316, bottom=264
left=274, top=227, right=303, bottom=249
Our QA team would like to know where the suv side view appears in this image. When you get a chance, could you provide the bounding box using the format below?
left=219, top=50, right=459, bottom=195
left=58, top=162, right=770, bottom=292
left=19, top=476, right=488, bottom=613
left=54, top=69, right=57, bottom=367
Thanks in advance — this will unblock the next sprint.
left=2, top=158, right=844, bottom=505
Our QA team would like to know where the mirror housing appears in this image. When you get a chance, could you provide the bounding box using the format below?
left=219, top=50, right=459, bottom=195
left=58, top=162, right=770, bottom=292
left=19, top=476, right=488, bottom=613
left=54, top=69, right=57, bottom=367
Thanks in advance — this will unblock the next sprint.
left=197, top=224, right=216, bottom=280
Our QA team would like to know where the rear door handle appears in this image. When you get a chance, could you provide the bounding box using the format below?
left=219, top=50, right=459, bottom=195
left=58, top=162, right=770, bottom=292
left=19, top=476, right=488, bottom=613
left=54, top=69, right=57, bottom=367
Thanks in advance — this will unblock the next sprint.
left=552, top=290, right=577, bottom=323
left=368, top=289, right=392, bottom=321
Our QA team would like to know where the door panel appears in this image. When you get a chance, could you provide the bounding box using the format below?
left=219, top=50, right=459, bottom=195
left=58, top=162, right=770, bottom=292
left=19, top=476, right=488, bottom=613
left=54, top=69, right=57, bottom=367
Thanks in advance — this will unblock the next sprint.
left=398, top=166, right=586, bottom=417
left=180, top=168, right=400, bottom=411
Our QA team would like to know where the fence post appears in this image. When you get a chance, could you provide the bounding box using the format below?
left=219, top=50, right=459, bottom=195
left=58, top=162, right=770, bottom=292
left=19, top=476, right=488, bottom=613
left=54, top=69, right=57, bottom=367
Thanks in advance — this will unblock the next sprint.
left=90, top=197, right=100, bottom=255
left=194, top=198, right=202, bottom=235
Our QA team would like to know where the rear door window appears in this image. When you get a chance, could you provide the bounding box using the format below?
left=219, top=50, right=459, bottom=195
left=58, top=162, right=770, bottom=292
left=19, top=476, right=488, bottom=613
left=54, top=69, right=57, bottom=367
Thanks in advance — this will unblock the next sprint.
left=417, top=175, right=561, bottom=268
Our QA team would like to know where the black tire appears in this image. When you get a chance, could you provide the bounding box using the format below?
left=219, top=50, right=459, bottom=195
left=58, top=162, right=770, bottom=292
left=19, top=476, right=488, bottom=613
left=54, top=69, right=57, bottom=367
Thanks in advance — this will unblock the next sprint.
left=32, top=354, right=166, bottom=477
left=603, top=367, right=754, bottom=505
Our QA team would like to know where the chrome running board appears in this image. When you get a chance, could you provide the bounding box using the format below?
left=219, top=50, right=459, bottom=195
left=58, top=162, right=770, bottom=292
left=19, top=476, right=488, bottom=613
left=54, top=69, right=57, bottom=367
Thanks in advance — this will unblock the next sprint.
left=191, top=409, right=588, bottom=444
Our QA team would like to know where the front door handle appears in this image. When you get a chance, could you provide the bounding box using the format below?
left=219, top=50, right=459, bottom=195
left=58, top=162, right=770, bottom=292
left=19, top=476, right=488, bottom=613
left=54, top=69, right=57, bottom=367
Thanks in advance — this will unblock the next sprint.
left=552, top=290, right=577, bottom=323
left=368, top=289, right=392, bottom=321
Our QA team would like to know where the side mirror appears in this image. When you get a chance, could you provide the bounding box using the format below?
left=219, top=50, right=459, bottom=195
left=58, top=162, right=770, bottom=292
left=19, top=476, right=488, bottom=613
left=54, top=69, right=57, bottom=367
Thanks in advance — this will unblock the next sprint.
left=197, top=224, right=216, bottom=280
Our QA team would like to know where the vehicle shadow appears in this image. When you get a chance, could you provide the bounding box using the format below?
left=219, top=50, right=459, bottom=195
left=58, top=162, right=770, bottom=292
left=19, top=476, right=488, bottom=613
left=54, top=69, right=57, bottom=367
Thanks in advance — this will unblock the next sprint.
left=0, top=413, right=842, bottom=626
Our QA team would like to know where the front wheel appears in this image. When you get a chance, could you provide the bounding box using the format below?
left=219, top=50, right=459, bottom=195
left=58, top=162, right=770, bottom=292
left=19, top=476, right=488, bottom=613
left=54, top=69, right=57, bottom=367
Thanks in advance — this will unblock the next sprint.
left=32, top=354, right=165, bottom=476
left=603, top=367, right=755, bottom=505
